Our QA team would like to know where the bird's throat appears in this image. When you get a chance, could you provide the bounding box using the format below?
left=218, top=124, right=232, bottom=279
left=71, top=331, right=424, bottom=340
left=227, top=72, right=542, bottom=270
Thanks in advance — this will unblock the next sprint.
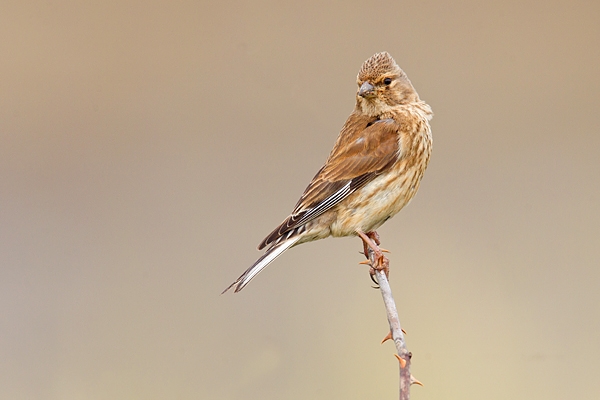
left=357, top=98, right=393, bottom=117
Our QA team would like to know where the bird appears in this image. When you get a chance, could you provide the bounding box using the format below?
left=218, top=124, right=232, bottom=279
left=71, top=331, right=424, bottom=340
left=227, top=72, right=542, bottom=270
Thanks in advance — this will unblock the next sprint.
left=223, top=51, right=433, bottom=293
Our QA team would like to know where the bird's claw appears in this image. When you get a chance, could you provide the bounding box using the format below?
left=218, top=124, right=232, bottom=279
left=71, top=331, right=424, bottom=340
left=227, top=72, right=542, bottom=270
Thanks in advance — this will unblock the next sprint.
left=369, top=267, right=380, bottom=288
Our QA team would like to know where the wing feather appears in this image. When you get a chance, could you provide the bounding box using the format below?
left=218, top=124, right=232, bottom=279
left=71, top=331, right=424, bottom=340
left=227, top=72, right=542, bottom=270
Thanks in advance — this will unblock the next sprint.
left=258, top=116, right=400, bottom=250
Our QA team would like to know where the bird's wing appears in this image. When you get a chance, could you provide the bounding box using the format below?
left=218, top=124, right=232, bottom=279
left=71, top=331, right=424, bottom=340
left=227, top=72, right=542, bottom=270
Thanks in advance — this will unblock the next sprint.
left=258, top=118, right=400, bottom=250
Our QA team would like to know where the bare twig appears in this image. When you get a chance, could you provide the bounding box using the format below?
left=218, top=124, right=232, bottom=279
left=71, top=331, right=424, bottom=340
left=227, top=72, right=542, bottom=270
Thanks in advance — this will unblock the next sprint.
left=367, top=248, right=416, bottom=400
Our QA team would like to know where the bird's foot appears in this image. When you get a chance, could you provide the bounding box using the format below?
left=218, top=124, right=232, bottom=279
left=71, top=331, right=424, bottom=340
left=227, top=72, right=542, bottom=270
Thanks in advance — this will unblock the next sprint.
left=356, top=230, right=390, bottom=284
left=369, top=256, right=390, bottom=283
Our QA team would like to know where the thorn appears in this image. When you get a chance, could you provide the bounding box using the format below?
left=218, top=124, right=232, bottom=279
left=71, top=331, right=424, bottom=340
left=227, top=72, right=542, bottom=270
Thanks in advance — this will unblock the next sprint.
left=381, top=329, right=407, bottom=343
left=410, top=375, right=423, bottom=386
left=394, top=354, right=406, bottom=368
left=381, top=331, right=393, bottom=344
left=359, top=260, right=371, bottom=265
left=380, top=248, right=391, bottom=253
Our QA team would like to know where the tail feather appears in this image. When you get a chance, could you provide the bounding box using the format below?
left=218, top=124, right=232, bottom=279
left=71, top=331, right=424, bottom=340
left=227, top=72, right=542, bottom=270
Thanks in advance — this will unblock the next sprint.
left=222, top=236, right=300, bottom=293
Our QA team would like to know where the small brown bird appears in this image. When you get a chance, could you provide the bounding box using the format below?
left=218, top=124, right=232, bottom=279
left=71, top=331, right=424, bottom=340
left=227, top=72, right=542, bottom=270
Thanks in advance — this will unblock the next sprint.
left=223, top=52, right=432, bottom=293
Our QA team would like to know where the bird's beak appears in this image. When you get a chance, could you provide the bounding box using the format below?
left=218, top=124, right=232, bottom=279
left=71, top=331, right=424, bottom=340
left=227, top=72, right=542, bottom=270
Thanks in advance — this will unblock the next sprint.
left=358, top=81, right=375, bottom=98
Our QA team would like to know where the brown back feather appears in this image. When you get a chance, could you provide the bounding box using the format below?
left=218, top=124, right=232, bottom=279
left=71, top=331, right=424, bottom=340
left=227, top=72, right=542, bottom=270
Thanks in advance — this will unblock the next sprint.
left=258, top=114, right=400, bottom=250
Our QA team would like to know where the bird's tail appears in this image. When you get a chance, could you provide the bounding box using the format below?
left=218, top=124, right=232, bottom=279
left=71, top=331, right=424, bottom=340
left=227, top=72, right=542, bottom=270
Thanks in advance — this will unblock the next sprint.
left=222, top=236, right=300, bottom=293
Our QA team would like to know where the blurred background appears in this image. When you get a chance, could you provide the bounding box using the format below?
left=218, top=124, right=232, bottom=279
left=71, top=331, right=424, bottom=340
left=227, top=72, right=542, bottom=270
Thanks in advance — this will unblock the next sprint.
left=1, top=1, right=599, bottom=399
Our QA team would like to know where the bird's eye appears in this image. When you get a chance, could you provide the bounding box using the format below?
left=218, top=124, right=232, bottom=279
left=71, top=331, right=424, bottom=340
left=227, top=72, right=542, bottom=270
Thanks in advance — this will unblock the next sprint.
left=383, top=78, right=392, bottom=85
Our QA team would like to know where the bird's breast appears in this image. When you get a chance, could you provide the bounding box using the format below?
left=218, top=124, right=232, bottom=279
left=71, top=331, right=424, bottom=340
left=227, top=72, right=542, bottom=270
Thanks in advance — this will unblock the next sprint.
left=330, top=127, right=431, bottom=237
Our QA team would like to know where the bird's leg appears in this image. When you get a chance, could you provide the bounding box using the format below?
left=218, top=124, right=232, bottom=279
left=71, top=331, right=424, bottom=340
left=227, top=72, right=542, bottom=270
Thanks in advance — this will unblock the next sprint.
left=366, top=231, right=391, bottom=253
left=357, top=230, right=381, bottom=259
left=367, top=231, right=381, bottom=246
left=356, top=230, right=389, bottom=281
left=359, top=230, right=380, bottom=259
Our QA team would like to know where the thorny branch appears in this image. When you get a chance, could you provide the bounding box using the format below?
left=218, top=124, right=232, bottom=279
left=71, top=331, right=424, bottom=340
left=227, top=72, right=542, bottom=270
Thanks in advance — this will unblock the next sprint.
left=367, top=248, right=421, bottom=400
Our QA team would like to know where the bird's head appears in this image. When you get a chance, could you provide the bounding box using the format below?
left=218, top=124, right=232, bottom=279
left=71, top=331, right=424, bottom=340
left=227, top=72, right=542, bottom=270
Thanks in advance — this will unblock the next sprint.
left=356, top=52, right=418, bottom=116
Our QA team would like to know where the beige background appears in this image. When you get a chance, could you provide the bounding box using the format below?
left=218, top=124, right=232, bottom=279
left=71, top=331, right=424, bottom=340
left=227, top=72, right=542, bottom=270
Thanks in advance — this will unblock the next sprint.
left=1, top=1, right=599, bottom=399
